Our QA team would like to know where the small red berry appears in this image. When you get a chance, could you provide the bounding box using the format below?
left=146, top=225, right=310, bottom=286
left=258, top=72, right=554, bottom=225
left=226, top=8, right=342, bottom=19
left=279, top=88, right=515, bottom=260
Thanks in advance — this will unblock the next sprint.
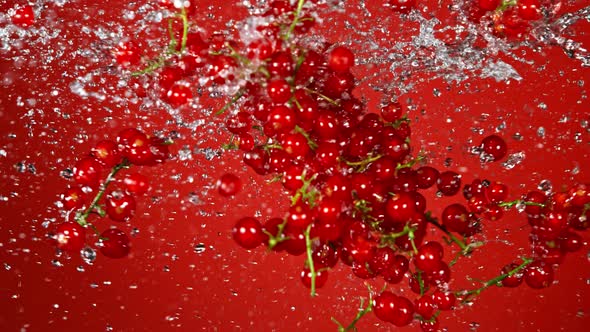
left=478, top=0, right=500, bottom=11
left=232, top=217, right=264, bottom=250
left=91, top=140, right=122, bottom=167
left=54, top=222, right=86, bottom=252
left=300, top=267, right=328, bottom=289
left=105, top=191, right=136, bottom=222
left=166, top=83, right=193, bottom=108
left=74, top=157, right=103, bottom=188
left=266, top=78, right=292, bottom=103
left=217, top=173, right=242, bottom=197
left=123, top=173, right=149, bottom=195
left=100, top=228, right=131, bottom=259
left=500, top=262, right=525, bottom=287
left=518, top=0, right=542, bottom=21
left=328, top=46, right=355, bottom=73
left=12, top=5, right=35, bottom=27
left=480, top=134, right=507, bottom=161
left=61, top=187, right=85, bottom=210
left=524, top=261, right=554, bottom=289
left=389, top=0, right=416, bottom=13
left=114, top=41, right=141, bottom=67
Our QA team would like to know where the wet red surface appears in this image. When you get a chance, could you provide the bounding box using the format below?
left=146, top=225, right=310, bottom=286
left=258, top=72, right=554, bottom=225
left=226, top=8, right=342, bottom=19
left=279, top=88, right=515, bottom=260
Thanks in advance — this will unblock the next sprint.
left=1, top=1, right=589, bottom=331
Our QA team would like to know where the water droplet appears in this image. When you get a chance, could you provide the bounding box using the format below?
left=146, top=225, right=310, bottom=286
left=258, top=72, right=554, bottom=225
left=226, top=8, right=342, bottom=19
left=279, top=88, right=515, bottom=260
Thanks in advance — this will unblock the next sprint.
left=81, top=247, right=96, bottom=265
left=51, top=260, right=63, bottom=267
left=4, top=263, right=11, bottom=271
left=76, top=266, right=85, bottom=272
left=537, top=127, right=546, bottom=138
left=537, top=180, right=552, bottom=192
left=469, top=322, right=480, bottom=331
left=193, top=243, right=206, bottom=254
left=502, top=152, right=526, bottom=170
left=178, top=146, right=193, bottom=161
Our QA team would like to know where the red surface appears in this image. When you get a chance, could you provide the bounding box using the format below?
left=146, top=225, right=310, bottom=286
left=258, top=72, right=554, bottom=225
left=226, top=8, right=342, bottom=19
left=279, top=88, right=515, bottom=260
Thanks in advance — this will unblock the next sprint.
left=1, top=1, right=590, bottom=331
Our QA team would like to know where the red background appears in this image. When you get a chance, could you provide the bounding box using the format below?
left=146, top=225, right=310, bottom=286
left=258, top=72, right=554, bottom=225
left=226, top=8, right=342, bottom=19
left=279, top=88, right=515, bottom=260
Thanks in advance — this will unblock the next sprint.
left=1, top=0, right=590, bottom=331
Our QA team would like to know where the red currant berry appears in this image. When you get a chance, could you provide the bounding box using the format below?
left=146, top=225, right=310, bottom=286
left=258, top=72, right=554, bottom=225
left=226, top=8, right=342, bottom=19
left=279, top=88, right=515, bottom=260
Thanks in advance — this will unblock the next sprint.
left=388, top=0, right=416, bottom=13
left=91, top=140, right=122, bottom=167
left=266, top=78, right=292, bottom=103
left=166, top=83, right=193, bottom=108
left=390, top=296, right=414, bottom=327
left=385, top=191, right=417, bottom=224
left=432, top=290, right=456, bottom=310
left=524, top=190, right=547, bottom=217
left=381, top=102, right=404, bottom=123
left=114, top=41, right=141, bottom=68
left=420, top=318, right=440, bottom=332
left=415, top=295, right=436, bottom=320
left=559, top=230, right=584, bottom=253
left=100, top=228, right=131, bottom=259
left=54, top=222, right=86, bottom=252
left=478, top=0, right=500, bottom=11
left=232, top=217, right=265, bottom=250
left=217, top=173, right=242, bottom=197
left=328, top=46, right=354, bottom=73
left=105, top=191, right=136, bottom=222
left=518, top=0, right=541, bottom=21
left=480, top=134, right=507, bottom=161
left=442, top=203, right=471, bottom=235
left=368, top=246, right=396, bottom=275
left=61, top=187, right=85, bottom=210
left=300, top=267, right=328, bottom=289
left=524, top=261, right=554, bottom=289
left=416, top=166, right=439, bottom=189
left=486, top=181, right=508, bottom=203
left=414, top=241, right=444, bottom=272
left=382, top=254, right=409, bottom=284
left=74, top=157, right=103, bottom=188
left=500, top=262, right=525, bottom=287
left=268, top=51, right=293, bottom=76
left=372, top=291, right=398, bottom=323
left=12, top=5, right=35, bottom=27
left=123, top=173, right=149, bottom=195
left=436, top=171, right=462, bottom=196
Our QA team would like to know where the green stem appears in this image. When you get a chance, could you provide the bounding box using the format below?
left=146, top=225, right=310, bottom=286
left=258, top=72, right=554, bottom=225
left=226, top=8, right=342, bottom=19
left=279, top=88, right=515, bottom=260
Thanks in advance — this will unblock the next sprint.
left=294, top=125, right=318, bottom=150
left=304, top=225, right=317, bottom=297
left=303, top=87, right=340, bottom=106
left=179, top=7, right=188, bottom=54
left=344, top=154, right=383, bottom=172
left=332, top=287, right=373, bottom=332
left=497, top=0, right=517, bottom=12
left=76, top=160, right=130, bottom=227
left=215, top=90, right=245, bottom=116
left=497, top=199, right=545, bottom=209
left=396, top=155, right=424, bottom=171
left=131, top=57, right=166, bottom=76
left=263, top=219, right=289, bottom=250
left=425, top=213, right=468, bottom=252
left=284, top=0, right=306, bottom=41
left=380, top=224, right=414, bottom=243
left=457, top=257, right=533, bottom=303
left=290, top=171, right=319, bottom=207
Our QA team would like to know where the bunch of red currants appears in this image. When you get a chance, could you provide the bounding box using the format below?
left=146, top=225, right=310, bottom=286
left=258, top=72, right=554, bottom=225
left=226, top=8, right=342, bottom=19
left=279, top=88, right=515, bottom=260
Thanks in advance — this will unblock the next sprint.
left=54, top=128, right=169, bottom=259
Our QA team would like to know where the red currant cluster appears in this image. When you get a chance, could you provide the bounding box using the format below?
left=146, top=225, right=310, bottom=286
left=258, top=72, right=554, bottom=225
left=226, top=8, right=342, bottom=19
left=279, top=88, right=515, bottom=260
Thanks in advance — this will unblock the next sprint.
left=101, top=0, right=587, bottom=330
left=467, top=0, right=554, bottom=39
left=112, top=1, right=590, bottom=330
left=54, top=128, right=169, bottom=259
